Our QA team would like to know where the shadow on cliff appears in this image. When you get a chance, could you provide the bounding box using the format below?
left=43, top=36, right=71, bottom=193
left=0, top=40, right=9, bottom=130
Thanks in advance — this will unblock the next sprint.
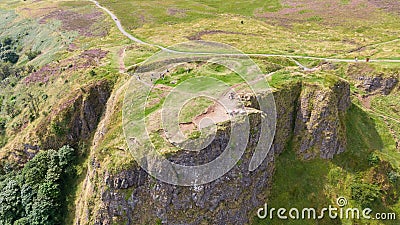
left=332, top=104, right=399, bottom=225
left=254, top=104, right=389, bottom=225
left=332, top=103, right=384, bottom=173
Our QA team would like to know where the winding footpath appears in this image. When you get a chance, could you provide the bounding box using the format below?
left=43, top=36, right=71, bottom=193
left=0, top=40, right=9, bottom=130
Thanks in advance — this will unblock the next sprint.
left=90, top=0, right=400, bottom=147
left=90, top=0, right=400, bottom=125
left=90, top=0, right=400, bottom=64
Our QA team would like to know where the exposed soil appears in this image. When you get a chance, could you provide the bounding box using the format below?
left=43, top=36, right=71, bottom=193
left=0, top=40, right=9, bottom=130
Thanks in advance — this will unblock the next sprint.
left=356, top=94, right=372, bottom=109
left=179, top=122, right=197, bottom=133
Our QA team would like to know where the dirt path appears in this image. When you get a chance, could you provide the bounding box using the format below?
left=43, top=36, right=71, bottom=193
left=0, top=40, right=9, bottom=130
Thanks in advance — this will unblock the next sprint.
left=92, top=81, right=128, bottom=149
left=356, top=94, right=372, bottom=109
left=91, top=0, right=400, bottom=64
left=193, top=102, right=230, bottom=129
left=354, top=93, right=400, bottom=151
left=118, top=46, right=127, bottom=73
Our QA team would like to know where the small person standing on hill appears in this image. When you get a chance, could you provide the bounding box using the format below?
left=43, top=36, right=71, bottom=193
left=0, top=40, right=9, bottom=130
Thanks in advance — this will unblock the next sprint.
left=229, top=92, right=235, bottom=100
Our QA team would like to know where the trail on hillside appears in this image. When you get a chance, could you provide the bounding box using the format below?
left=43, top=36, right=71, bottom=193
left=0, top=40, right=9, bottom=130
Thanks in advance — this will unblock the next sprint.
left=90, top=0, right=400, bottom=64
left=118, top=46, right=127, bottom=73
left=90, top=0, right=400, bottom=146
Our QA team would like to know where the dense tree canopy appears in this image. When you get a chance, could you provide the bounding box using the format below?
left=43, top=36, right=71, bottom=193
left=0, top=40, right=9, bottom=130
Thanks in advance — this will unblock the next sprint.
left=0, top=146, right=75, bottom=225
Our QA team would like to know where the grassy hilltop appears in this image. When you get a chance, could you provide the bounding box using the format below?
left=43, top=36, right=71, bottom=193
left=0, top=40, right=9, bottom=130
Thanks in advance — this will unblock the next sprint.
left=0, top=0, right=399, bottom=224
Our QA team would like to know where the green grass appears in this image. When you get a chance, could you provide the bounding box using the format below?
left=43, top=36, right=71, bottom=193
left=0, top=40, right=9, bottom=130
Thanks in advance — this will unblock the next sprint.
left=306, top=16, right=323, bottom=22
left=179, top=97, right=214, bottom=123
left=0, top=9, right=75, bottom=67
left=254, top=104, right=400, bottom=225
left=254, top=142, right=339, bottom=225
left=98, top=0, right=281, bottom=30
left=371, top=93, right=400, bottom=120
left=97, top=0, right=400, bottom=59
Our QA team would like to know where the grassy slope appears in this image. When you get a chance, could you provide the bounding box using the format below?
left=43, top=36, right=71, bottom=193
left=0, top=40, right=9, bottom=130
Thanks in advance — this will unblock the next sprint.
left=255, top=59, right=400, bottom=224
left=0, top=0, right=399, bottom=225
left=255, top=104, right=400, bottom=225
left=0, top=1, right=156, bottom=224
left=97, top=0, right=400, bottom=58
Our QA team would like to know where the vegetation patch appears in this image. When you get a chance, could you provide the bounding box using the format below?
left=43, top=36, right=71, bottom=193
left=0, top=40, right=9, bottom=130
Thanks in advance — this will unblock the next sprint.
left=23, top=49, right=108, bottom=84
left=0, top=146, right=76, bottom=225
left=39, top=9, right=108, bottom=37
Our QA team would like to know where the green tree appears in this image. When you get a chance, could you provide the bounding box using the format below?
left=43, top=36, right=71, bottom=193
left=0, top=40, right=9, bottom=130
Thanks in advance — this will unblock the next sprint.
left=2, top=51, right=19, bottom=64
left=30, top=182, right=61, bottom=225
left=0, top=146, right=76, bottom=224
left=0, top=178, right=23, bottom=225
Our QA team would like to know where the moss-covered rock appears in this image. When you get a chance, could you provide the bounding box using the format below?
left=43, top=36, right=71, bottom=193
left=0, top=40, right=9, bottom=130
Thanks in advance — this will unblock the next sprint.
left=75, top=78, right=351, bottom=224
left=293, top=80, right=350, bottom=159
left=36, top=79, right=112, bottom=150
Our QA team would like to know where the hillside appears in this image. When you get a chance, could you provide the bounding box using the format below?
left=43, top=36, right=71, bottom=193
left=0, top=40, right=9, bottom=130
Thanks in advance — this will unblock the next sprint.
left=0, top=0, right=399, bottom=225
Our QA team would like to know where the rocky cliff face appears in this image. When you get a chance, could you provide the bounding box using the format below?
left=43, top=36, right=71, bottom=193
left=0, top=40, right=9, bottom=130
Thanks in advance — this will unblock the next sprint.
left=346, top=63, right=399, bottom=95
left=293, top=81, right=350, bottom=159
left=37, top=79, right=112, bottom=150
left=75, top=79, right=350, bottom=225
left=356, top=76, right=398, bottom=95
left=1, top=79, right=112, bottom=164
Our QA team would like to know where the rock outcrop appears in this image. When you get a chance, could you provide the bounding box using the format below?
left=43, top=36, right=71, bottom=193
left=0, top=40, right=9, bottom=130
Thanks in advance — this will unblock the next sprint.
left=75, top=79, right=351, bottom=225
left=37, top=79, right=112, bottom=150
left=346, top=63, right=399, bottom=95
left=356, top=76, right=398, bottom=95
left=294, top=81, right=350, bottom=159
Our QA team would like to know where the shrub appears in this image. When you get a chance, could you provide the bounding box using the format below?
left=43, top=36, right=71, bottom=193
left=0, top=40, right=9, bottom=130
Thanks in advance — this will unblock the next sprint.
left=26, top=50, right=41, bottom=61
left=0, top=117, right=6, bottom=134
left=1, top=50, right=19, bottom=64
left=351, top=182, right=381, bottom=208
left=388, top=171, right=398, bottom=184
left=368, top=153, right=380, bottom=166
